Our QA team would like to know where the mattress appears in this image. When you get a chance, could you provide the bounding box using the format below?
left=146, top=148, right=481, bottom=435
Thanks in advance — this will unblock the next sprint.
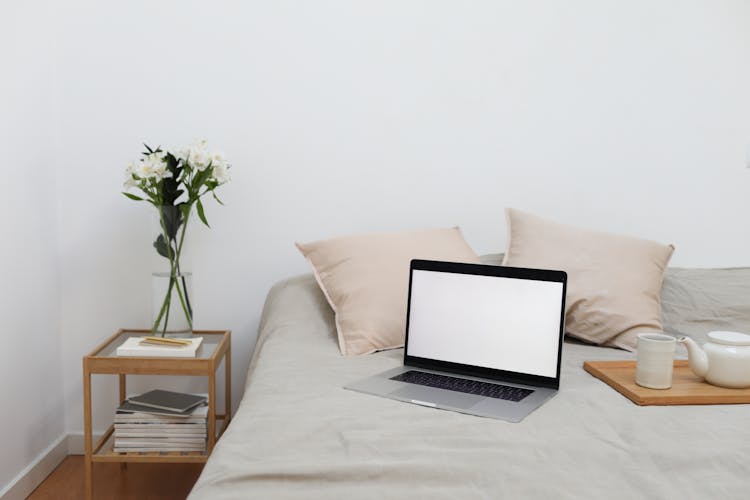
left=189, top=263, right=750, bottom=499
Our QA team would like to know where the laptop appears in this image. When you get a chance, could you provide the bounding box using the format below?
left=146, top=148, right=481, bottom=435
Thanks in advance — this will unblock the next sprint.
left=345, top=259, right=567, bottom=422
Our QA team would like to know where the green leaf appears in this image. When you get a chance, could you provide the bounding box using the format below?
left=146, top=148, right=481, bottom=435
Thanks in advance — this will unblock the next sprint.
left=192, top=168, right=208, bottom=191
left=211, top=190, right=224, bottom=205
left=159, top=205, right=183, bottom=240
left=153, top=234, right=175, bottom=259
left=196, top=198, right=210, bottom=227
left=179, top=202, right=191, bottom=220
left=122, top=192, right=144, bottom=201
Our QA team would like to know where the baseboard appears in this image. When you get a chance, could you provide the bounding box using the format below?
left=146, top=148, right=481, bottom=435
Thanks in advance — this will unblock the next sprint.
left=66, top=432, right=103, bottom=455
left=0, top=434, right=68, bottom=500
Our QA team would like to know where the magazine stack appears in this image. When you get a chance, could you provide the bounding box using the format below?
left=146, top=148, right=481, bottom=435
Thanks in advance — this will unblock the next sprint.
left=113, top=390, right=208, bottom=453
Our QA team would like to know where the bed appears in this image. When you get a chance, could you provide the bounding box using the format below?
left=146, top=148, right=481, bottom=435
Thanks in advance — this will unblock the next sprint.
left=189, top=256, right=750, bottom=499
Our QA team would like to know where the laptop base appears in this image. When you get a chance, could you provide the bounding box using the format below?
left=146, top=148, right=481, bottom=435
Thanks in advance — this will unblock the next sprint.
left=345, top=366, right=557, bottom=423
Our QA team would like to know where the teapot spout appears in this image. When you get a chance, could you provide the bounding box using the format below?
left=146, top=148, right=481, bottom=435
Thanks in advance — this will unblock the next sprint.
left=678, top=337, right=709, bottom=379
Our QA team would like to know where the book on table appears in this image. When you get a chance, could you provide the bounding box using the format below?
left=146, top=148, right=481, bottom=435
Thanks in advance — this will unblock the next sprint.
left=114, top=438, right=206, bottom=449
left=116, top=401, right=204, bottom=418
left=128, top=389, right=207, bottom=413
left=114, top=423, right=206, bottom=432
left=113, top=444, right=206, bottom=452
left=115, top=431, right=205, bottom=438
left=115, top=336, right=203, bottom=357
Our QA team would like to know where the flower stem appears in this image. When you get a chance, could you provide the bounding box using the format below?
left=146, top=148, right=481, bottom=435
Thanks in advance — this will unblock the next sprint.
left=172, top=273, right=193, bottom=330
left=175, top=209, right=193, bottom=319
left=151, top=276, right=173, bottom=336
left=161, top=278, right=173, bottom=335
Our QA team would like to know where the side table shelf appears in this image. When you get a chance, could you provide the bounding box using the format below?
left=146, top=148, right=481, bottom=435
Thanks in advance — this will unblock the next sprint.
left=83, top=329, right=231, bottom=499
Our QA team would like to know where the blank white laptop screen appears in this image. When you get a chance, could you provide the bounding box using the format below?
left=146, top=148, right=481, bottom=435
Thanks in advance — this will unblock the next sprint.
left=407, top=269, right=564, bottom=378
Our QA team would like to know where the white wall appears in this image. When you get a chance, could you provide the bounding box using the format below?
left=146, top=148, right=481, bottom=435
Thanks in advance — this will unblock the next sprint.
left=11, top=0, right=750, bottom=450
left=0, top=2, right=65, bottom=492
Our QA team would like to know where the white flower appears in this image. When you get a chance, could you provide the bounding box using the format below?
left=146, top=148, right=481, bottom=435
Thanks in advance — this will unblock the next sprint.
left=178, top=139, right=211, bottom=171
left=175, top=140, right=231, bottom=181
left=176, top=146, right=188, bottom=162
left=125, top=161, right=138, bottom=175
left=123, top=161, right=139, bottom=188
left=153, top=164, right=173, bottom=179
left=135, top=159, right=156, bottom=178
left=150, top=156, right=172, bottom=180
left=129, top=153, right=171, bottom=180
left=210, top=150, right=227, bottom=167
left=207, top=151, right=230, bottom=183
left=193, top=151, right=211, bottom=170
left=212, top=161, right=231, bottom=184
left=127, top=158, right=151, bottom=179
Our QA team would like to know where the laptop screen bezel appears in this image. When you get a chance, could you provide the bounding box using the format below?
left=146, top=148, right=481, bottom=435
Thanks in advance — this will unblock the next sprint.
left=403, top=259, right=567, bottom=390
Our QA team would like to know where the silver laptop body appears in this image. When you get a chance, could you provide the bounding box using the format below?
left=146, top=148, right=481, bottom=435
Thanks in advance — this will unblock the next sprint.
left=345, top=259, right=567, bottom=423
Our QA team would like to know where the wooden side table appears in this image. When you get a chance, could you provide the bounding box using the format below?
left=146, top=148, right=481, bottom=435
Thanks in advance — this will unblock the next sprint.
left=83, top=329, right=231, bottom=500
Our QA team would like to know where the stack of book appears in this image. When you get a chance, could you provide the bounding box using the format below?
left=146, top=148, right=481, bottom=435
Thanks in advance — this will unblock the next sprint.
left=114, top=390, right=208, bottom=453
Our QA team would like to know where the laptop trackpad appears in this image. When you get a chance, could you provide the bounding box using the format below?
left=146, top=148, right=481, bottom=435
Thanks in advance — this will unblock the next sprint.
left=390, top=384, right=479, bottom=410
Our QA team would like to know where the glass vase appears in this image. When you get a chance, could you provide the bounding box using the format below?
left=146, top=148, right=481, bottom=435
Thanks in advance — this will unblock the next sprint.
left=150, top=203, right=194, bottom=337
left=151, top=271, right=194, bottom=337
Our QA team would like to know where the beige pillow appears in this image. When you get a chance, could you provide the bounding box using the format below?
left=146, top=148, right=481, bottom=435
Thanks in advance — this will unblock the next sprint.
left=502, top=208, right=674, bottom=350
left=296, top=227, right=480, bottom=355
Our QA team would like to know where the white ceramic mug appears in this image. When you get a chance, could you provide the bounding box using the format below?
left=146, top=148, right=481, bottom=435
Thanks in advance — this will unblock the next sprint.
left=636, top=333, right=677, bottom=389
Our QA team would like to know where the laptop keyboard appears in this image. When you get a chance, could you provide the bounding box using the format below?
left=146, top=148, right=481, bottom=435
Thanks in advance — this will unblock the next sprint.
left=391, top=370, right=533, bottom=402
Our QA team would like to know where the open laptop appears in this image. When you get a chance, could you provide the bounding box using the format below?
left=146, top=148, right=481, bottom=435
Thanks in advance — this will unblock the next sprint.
left=345, top=259, right=567, bottom=422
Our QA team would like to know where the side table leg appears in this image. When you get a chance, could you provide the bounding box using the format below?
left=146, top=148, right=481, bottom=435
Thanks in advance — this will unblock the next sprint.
left=119, top=374, right=126, bottom=404
left=83, top=366, right=93, bottom=500
left=208, top=369, right=216, bottom=452
left=118, top=373, right=127, bottom=471
left=225, top=344, right=231, bottom=426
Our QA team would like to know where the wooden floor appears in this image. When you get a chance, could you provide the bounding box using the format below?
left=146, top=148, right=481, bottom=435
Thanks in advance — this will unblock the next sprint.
left=27, top=455, right=204, bottom=500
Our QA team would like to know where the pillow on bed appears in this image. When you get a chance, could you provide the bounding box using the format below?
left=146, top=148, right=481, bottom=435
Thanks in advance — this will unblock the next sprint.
left=502, top=208, right=674, bottom=350
left=296, top=227, right=480, bottom=355
left=661, top=267, right=750, bottom=346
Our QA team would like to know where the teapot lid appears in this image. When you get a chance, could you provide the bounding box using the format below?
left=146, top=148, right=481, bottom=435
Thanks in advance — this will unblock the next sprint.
left=707, top=331, right=750, bottom=346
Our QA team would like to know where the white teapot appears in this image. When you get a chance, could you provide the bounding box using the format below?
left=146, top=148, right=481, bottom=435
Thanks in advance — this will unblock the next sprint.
left=678, top=332, right=750, bottom=389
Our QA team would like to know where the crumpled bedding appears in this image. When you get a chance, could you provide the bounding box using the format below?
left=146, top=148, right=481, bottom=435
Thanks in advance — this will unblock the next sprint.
left=189, top=265, right=750, bottom=500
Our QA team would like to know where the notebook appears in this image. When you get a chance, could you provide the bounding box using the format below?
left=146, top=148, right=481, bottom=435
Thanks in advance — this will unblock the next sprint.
left=128, top=389, right=207, bottom=413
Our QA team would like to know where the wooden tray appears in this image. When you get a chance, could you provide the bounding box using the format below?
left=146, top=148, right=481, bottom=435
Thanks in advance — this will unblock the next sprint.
left=583, top=360, right=750, bottom=406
